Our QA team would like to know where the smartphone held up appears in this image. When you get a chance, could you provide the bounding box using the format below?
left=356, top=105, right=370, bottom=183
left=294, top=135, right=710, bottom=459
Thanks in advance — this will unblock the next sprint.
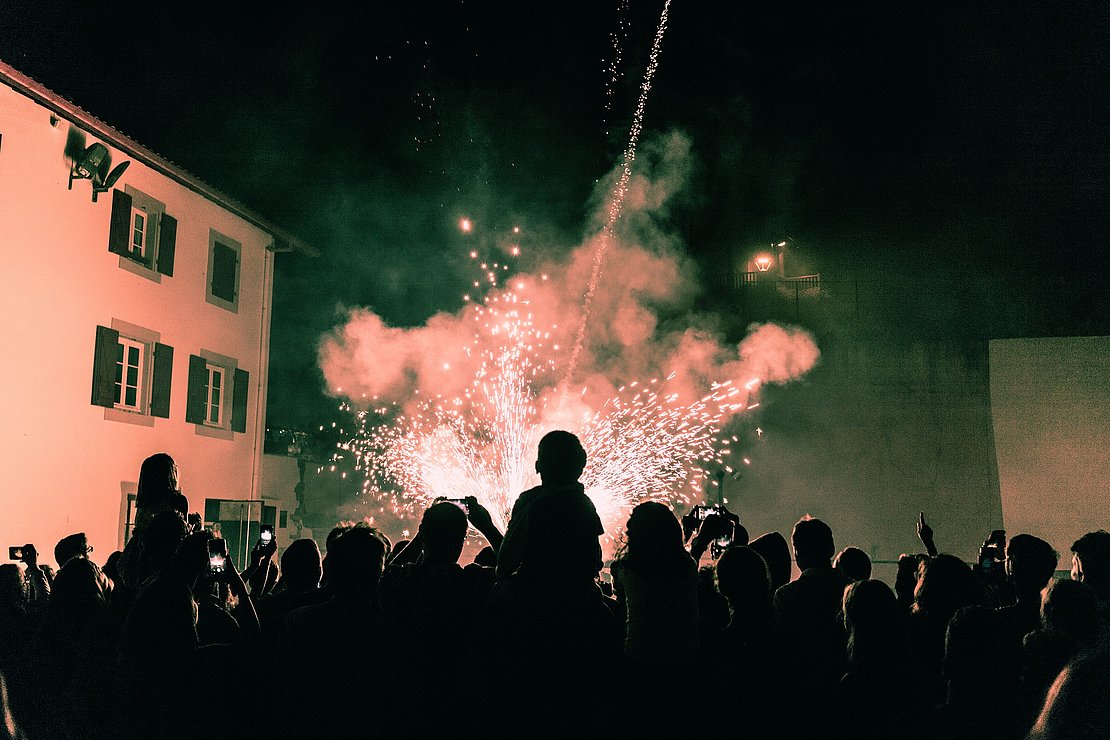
left=207, top=537, right=228, bottom=575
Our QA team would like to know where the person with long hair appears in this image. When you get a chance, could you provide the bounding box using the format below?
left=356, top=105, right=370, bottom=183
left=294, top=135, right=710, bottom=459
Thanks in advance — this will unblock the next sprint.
left=611, top=501, right=700, bottom=668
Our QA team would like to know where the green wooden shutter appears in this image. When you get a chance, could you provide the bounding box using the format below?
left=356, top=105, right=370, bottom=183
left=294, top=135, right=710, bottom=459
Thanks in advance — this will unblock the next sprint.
left=156, top=213, right=176, bottom=276
left=231, top=368, right=249, bottom=433
left=211, top=243, right=237, bottom=302
left=108, top=190, right=132, bottom=256
left=185, top=354, right=207, bottom=424
left=91, top=325, right=119, bottom=407
left=150, top=342, right=173, bottom=418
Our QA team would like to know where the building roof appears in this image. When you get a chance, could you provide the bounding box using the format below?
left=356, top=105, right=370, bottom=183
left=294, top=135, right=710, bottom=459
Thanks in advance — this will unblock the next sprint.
left=0, top=59, right=317, bottom=257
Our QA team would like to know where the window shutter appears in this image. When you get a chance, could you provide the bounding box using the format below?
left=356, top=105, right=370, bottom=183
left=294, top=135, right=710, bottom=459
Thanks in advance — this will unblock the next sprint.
left=156, top=213, right=176, bottom=276
left=108, top=189, right=132, bottom=256
left=150, top=342, right=173, bottom=418
left=186, top=354, right=207, bottom=424
left=231, top=368, right=249, bottom=433
left=91, top=325, right=119, bottom=407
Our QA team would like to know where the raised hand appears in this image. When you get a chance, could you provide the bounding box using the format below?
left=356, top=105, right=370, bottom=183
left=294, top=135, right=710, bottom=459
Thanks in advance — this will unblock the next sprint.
left=917, top=511, right=937, bottom=557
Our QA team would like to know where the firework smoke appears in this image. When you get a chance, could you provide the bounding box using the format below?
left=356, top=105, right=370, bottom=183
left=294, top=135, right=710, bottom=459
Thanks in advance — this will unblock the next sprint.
left=318, top=131, right=820, bottom=544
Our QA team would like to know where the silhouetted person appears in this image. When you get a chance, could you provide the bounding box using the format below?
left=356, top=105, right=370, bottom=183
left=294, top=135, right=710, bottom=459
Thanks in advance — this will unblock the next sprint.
left=53, top=533, right=93, bottom=570
left=838, top=579, right=909, bottom=739
left=118, top=453, right=181, bottom=590
left=277, top=526, right=410, bottom=736
left=1021, top=578, right=1100, bottom=729
left=906, top=606, right=1025, bottom=740
left=476, top=431, right=618, bottom=729
left=256, top=538, right=326, bottom=652
left=1026, top=647, right=1110, bottom=740
left=834, top=546, right=872, bottom=582
left=496, top=430, right=604, bottom=584
left=710, top=545, right=780, bottom=733
left=170, top=531, right=259, bottom=648
left=1069, top=529, right=1110, bottom=635
left=379, top=498, right=500, bottom=715
left=611, top=502, right=699, bottom=672
left=771, top=515, right=850, bottom=729
left=996, top=534, right=1057, bottom=650
left=906, top=553, right=982, bottom=709
left=748, top=531, right=791, bottom=593
left=27, top=558, right=118, bottom=739
left=895, top=552, right=929, bottom=612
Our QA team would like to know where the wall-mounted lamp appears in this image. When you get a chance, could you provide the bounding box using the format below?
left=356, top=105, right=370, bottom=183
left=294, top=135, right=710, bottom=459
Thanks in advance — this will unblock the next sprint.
left=66, top=131, right=130, bottom=202
left=754, top=254, right=774, bottom=272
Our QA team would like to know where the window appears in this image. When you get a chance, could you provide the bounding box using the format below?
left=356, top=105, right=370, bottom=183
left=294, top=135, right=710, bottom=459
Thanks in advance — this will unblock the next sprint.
left=108, top=188, right=176, bottom=279
left=91, top=324, right=173, bottom=420
left=187, top=352, right=249, bottom=435
left=130, top=207, right=147, bottom=260
left=115, top=337, right=145, bottom=411
left=206, top=231, right=241, bottom=312
left=204, top=362, right=225, bottom=427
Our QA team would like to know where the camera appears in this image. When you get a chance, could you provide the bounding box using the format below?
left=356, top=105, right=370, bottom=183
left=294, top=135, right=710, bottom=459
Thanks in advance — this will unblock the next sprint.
left=259, top=524, right=274, bottom=546
left=8, top=546, right=22, bottom=562
left=207, top=537, right=228, bottom=574
left=187, top=513, right=203, bottom=533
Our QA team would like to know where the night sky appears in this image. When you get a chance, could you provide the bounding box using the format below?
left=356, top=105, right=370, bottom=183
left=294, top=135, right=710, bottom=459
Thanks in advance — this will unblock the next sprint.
left=2, top=1, right=1107, bottom=430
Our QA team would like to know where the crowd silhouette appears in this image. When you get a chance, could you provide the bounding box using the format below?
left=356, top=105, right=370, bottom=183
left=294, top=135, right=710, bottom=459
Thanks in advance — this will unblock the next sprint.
left=0, top=433, right=1107, bottom=739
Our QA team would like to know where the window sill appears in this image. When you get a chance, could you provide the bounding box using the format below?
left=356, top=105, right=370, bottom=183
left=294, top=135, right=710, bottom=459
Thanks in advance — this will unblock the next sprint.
left=118, top=255, right=162, bottom=283
left=195, top=423, right=234, bottom=441
left=104, top=407, right=156, bottom=427
left=204, top=291, right=239, bottom=314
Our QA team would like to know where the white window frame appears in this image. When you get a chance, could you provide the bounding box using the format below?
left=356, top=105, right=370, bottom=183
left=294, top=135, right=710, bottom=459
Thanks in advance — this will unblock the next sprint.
left=114, top=336, right=147, bottom=412
left=130, top=206, right=148, bottom=261
left=204, top=362, right=226, bottom=428
left=118, top=187, right=165, bottom=281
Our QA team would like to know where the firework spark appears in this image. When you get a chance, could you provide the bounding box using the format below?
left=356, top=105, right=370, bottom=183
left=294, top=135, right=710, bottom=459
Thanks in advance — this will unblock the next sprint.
left=339, top=269, right=757, bottom=550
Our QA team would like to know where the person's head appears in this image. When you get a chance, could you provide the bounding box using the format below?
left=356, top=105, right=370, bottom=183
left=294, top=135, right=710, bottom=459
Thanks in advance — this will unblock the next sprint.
left=748, top=531, right=791, bottom=592
left=1006, top=534, right=1058, bottom=597
left=122, top=574, right=198, bottom=658
left=1070, top=530, right=1110, bottom=592
left=54, top=532, right=92, bottom=570
left=419, top=501, right=469, bottom=564
left=791, top=516, right=834, bottom=571
left=913, top=553, right=980, bottom=620
left=324, top=526, right=389, bottom=599
left=1040, top=578, right=1099, bottom=646
left=137, top=510, right=189, bottom=585
left=50, top=557, right=112, bottom=616
left=280, top=539, right=323, bottom=593
left=715, top=545, right=770, bottom=612
left=616, top=501, right=688, bottom=577
left=535, top=430, right=587, bottom=485
left=169, top=529, right=215, bottom=586
left=843, top=579, right=901, bottom=667
left=834, top=546, right=872, bottom=582
left=137, top=453, right=179, bottom=509
left=103, top=550, right=123, bottom=587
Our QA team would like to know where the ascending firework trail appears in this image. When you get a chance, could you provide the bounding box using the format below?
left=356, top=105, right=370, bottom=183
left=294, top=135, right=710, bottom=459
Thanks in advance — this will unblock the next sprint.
left=561, top=0, right=673, bottom=388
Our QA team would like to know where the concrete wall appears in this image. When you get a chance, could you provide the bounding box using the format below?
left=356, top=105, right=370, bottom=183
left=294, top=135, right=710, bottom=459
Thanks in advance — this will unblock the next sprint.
left=989, top=336, right=1110, bottom=565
